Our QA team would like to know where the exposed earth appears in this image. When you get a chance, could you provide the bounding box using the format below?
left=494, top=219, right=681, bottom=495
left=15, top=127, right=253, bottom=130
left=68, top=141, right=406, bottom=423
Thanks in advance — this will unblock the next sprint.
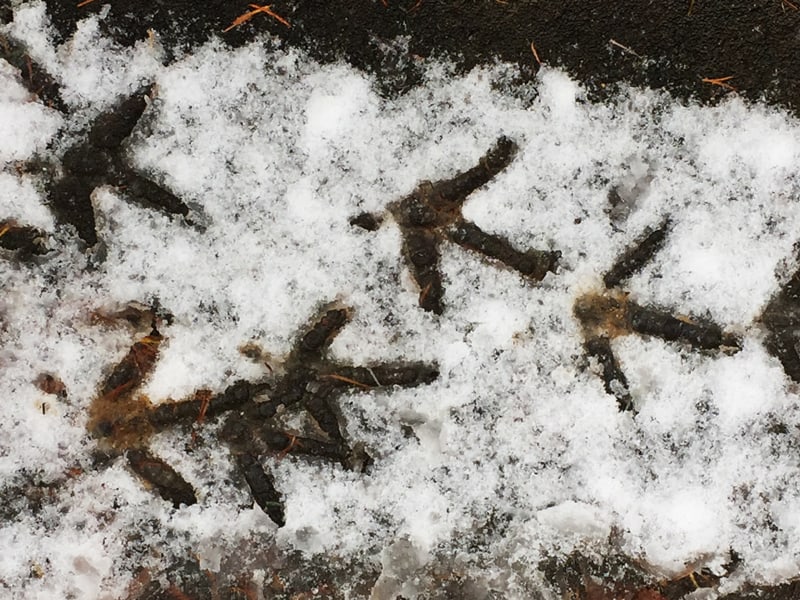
left=33, top=0, right=800, bottom=113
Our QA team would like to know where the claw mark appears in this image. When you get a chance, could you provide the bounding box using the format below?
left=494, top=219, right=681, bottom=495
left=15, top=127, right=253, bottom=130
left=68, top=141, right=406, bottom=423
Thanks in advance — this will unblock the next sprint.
left=352, top=137, right=560, bottom=314
left=87, top=303, right=438, bottom=526
left=575, top=221, right=740, bottom=411
left=49, top=87, right=192, bottom=246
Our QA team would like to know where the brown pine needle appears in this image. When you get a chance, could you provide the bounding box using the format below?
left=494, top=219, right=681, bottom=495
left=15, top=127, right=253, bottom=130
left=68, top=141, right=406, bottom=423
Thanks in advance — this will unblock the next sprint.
left=783, top=0, right=799, bottom=10
left=77, top=0, right=97, bottom=7
left=195, top=391, right=213, bottom=425
left=0, top=223, right=10, bottom=239
left=323, top=374, right=372, bottom=389
left=530, top=41, right=542, bottom=66
left=224, top=4, right=290, bottom=32
left=701, top=75, right=736, bottom=91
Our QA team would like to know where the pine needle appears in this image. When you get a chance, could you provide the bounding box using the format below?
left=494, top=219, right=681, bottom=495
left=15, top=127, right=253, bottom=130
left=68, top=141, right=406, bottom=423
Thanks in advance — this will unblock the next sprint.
left=701, top=75, right=736, bottom=91
left=530, top=41, right=542, bottom=65
left=323, top=374, right=372, bottom=389
left=224, top=4, right=290, bottom=33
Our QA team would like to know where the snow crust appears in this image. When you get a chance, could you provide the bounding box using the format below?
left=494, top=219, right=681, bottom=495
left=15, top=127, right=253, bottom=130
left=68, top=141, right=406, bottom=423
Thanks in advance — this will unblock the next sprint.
left=3, top=2, right=800, bottom=597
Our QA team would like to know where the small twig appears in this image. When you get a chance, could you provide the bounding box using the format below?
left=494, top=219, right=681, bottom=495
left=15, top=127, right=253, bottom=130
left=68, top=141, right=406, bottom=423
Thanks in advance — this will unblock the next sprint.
left=530, top=40, right=542, bottom=65
left=196, top=391, right=212, bottom=425
left=224, top=4, right=290, bottom=33
left=609, top=38, right=642, bottom=58
left=701, top=75, right=736, bottom=92
left=189, top=389, right=214, bottom=445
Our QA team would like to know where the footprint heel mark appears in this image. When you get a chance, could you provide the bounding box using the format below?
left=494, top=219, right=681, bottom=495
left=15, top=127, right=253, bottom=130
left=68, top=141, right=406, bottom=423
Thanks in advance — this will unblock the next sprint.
left=402, top=228, right=444, bottom=314
left=48, top=175, right=99, bottom=246
left=352, top=137, right=559, bottom=314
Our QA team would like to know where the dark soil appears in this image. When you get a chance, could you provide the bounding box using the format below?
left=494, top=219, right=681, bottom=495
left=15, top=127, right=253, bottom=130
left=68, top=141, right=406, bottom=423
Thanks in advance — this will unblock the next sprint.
left=25, top=0, right=800, bottom=114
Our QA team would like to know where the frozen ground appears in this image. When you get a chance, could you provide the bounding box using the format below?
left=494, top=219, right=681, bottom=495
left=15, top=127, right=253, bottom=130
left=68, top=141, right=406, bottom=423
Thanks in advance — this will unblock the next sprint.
left=3, top=2, right=800, bottom=598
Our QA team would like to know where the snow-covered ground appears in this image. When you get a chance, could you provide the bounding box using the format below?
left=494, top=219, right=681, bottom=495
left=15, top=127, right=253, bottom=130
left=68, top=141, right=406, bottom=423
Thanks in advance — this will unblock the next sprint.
left=4, top=2, right=800, bottom=598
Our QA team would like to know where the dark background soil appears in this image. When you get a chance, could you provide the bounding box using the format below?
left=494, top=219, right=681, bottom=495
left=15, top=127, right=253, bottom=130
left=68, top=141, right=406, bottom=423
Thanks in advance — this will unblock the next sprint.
left=27, top=0, right=800, bottom=113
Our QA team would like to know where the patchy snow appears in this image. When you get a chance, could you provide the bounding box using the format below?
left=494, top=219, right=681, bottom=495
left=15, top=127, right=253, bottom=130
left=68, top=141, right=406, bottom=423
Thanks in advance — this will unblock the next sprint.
left=4, top=1, right=800, bottom=597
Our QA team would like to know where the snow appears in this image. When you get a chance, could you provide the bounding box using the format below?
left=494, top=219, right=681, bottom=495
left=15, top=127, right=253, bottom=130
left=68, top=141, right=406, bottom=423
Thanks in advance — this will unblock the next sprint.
left=0, top=60, right=60, bottom=163
left=4, top=1, right=800, bottom=597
